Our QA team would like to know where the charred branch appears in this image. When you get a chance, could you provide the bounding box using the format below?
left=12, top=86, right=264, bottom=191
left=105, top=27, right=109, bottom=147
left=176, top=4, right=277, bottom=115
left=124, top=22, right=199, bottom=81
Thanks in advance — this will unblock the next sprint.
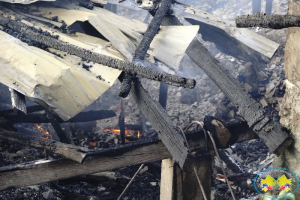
left=0, top=110, right=116, bottom=124
left=0, top=15, right=195, bottom=89
left=119, top=0, right=173, bottom=98
left=0, top=128, right=90, bottom=163
left=236, top=13, right=300, bottom=29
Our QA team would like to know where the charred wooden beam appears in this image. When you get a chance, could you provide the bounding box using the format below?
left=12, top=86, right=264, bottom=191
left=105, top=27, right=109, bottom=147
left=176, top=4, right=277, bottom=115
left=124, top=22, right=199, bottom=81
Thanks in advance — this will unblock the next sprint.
left=0, top=128, right=90, bottom=163
left=130, top=78, right=193, bottom=171
left=0, top=15, right=195, bottom=89
left=0, top=121, right=256, bottom=191
left=119, top=100, right=125, bottom=144
left=1, top=110, right=116, bottom=124
left=9, top=88, right=26, bottom=115
left=0, top=105, right=44, bottom=114
left=236, top=13, right=300, bottom=29
left=162, top=15, right=292, bottom=154
left=119, top=0, right=173, bottom=97
left=46, top=110, right=70, bottom=144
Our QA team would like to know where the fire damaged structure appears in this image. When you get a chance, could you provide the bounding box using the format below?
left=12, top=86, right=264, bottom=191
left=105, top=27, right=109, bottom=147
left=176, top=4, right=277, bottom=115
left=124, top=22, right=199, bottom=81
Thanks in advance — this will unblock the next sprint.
left=0, top=0, right=297, bottom=199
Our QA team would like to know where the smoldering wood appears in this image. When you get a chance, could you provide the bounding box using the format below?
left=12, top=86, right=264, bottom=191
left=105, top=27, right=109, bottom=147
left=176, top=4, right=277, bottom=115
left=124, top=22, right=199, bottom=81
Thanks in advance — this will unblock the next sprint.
left=236, top=13, right=300, bottom=29
left=9, top=88, right=27, bottom=115
left=119, top=0, right=172, bottom=98
left=0, top=128, right=90, bottom=163
left=129, top=78, right=193, bottom=171
left=0, top=15, right=195, bottom=89
left=0, top=121, right=257, bottom=191
left=0, top=110, right=116, bottom=124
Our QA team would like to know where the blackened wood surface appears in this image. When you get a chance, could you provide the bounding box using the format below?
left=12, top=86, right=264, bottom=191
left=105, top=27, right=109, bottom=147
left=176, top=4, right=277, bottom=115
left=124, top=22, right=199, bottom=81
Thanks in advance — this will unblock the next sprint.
left=0, top=15, right=195, bottom=89
left=46, top=111, right=70, bottom=143
left=236, top=13, right=300, bottom=29
left=0, top=105, right=44, bottom=114
left=130, top=78, right=193, bottom=171
left=1, top=110, right=116, bottom=123
left=9, top=88, right=27, bottom=115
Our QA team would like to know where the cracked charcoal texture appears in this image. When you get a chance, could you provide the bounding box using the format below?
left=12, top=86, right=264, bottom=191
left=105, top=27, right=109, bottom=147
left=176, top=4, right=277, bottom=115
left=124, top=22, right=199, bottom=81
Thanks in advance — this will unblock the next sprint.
left=236, top=13, right=300, bottom=29
left=0, top=15, right=195, bottom=89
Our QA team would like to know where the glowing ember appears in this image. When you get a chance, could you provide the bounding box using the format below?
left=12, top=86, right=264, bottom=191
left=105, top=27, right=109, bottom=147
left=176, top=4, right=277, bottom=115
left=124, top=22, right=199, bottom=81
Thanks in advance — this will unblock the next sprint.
left=90, top=141, right=97, bottom=146
left=103, top=128, right=133, bottom=136
left=34, top=124, right=50, bottom=139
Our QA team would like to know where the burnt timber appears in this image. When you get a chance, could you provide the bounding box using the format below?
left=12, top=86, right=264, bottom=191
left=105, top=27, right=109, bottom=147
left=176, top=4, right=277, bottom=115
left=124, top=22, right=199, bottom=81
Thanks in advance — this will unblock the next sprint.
left=162, top=15, right=293, bottom=154
left=0, top=121, right=257, bottom=191
left=0, top=15, right=196, bottom=89
left=236, top=13, right=300, bottom=29
left=119, top=0, right=172, bottom=97
left=130, top=78, right=192, bottom=171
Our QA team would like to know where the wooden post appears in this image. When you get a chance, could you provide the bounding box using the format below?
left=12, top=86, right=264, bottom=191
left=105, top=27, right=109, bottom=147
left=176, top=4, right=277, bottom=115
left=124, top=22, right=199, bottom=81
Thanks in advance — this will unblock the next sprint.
left=160, top=159, right=176, bottom=200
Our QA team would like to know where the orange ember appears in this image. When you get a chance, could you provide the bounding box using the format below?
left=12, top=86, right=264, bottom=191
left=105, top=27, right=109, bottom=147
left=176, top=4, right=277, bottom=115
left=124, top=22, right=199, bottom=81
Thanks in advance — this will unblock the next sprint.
left=90, top=141, right=97, bottom=146
left=34, top=124, right=50, bottom=139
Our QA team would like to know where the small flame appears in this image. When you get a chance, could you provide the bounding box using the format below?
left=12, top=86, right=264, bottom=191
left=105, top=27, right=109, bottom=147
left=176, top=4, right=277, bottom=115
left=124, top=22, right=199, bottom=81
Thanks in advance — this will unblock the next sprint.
left=34, top=124, right=50, bottom=139
left=137, top=131, right=140, bottom=138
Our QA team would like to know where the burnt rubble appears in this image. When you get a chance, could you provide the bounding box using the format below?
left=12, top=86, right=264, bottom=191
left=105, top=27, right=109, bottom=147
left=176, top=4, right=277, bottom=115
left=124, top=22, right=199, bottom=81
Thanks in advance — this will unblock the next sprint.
left=0, top=0, right=293, bottom=199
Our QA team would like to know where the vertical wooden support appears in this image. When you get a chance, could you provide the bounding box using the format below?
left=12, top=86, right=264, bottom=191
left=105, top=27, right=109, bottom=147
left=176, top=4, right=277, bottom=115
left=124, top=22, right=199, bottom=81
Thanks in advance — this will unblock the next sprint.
left=160, top=159, right=176, bottom=200
left=160, top=157, right=212, bottom=200
left=9, top=88, right=27, bottom=114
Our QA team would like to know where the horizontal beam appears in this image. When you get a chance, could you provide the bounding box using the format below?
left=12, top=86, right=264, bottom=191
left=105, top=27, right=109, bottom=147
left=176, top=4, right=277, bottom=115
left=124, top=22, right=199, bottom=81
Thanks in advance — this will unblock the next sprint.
left=1, top=110, right=116, bottom=123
